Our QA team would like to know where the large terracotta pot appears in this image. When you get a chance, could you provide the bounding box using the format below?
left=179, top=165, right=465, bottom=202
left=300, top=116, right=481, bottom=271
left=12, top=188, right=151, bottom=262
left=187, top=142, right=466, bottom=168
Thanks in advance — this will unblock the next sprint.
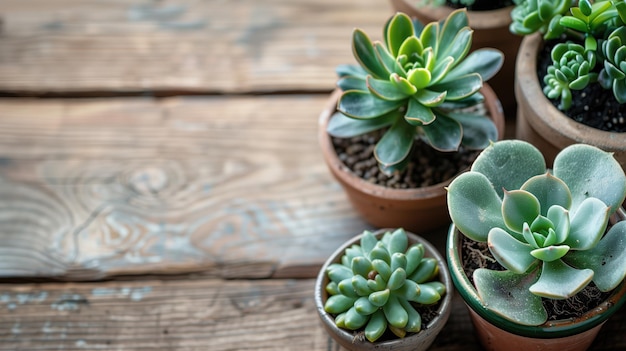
left=318, top=85, right=505, bottom=234
left=515, top=33, right=626, bottom=170
left=446, top=211, right=626, bottom=351
left=314, top=228, right=453, bottom=351
left=389, top=0, right=521, bottom=114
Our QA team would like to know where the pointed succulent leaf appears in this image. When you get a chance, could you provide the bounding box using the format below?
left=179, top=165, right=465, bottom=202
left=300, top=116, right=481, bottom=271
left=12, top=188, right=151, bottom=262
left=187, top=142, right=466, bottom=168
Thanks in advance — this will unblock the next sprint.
left=471, top=140, right=546, bottom=199
left=336, top=64, right=369, bottom=79
left=398, top=35, right=423, bottom=58
left=564, top=221, right=626, bottom=291
left=521, top=173, right=572, bottom=216
left=374, top=115, right=414, bottom=168
left=352, top=256, right=374, bottom=278
left=419, top=22, right=439, bottom=53
left=367, top=275, right=387, bottom=291
left=372, top=259, right=392, bottom=282
left=396, top=278, right=420, bottom=301
left=564, top=197, right=609, bottom=250
left=383, top=294, right=408, bottom=328
left=438, top=9, right=470, bottom=56
left=399, top=298, right=422, bottom=333
left=429, top=56, right=455, bottom=85
left=326, top=281, right=340, bottom=295
left=522, top=222, right=539, bottom=248
left=422, top=281, right=446, bottom=296
left=439, top=26, right=473, bottom=65
left=488, top=227, right=537, bottom=273
left=388, top=228, right=409, bottom=254
left=530, top=245, right=570, bottom=262
left=502, top=190, right=541, bottom=234
left=352, top=275, right=373, bottom=296
left=420, top=111, right=462, bottom=151
left=546, top=205, right=570, bottom=244
left=327, top=263, right=353, bottom=283
left=474, top=267, right=546, bottom=326
left=337, top=76, right=368, bottom=91
left=338, top=91, right=403, bottom=119
left=391, top=252, right=407, bottom=272
left=405, top=97, right=436, bottom=125
left=364, top=310, right=387, bottom=342
left=447, top=171, right=506, bottom=242
left=385, top=13, right=414, bottom=57
left=387, top=268, right=407, bottom=290
left=614, top=79, right=626, bottom=103
left=368, top=289, right=390, bottom=307
left=447, top=112, right=497, bottom=150
left=529, top=260, right=594, bottom=299
left=326, top=111, right=395, bottom=138
left=390, top=73, right=418, bottom=95
left=430, top=73, right=482, bottom=100
left=366, top=76, right=408, bottom=101
left=374, top=42, right=406, bottom=76
left=369, top=242, right=391, bottom=262
left=338, top=278, right=359, bottom=297
left=441, top=49, right=504, bottom=83
left=360, top=231, right=378, bottom=254
left=404, top=244, right=424, bottom=277
left=553, top=144, right=626, bottom=214
left=414, top=89, right=447, bottom=107
left=352, top=29, right=389, bottom=79
left=408, top=257, right=439, bottom=283
left=559, top=16, right=588, bottom=32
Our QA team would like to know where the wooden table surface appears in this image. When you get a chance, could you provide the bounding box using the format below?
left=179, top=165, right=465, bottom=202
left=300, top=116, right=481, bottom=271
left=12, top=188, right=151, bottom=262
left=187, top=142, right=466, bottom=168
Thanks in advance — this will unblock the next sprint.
left=0, top=0, right=623, bottom=350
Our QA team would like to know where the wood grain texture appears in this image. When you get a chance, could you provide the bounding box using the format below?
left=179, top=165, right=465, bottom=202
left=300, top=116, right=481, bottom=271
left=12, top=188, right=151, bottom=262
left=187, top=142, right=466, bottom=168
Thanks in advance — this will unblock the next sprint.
left=0, top=95, right=375, bottom=279
left=0, top=0, right=390, bottom=95
left=0, top=278, right=622, bottom=351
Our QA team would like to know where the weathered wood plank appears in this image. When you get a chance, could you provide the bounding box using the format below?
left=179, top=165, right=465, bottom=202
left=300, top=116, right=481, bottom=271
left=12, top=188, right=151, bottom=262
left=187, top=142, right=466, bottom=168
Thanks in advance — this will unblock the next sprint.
left=0, top=0, right=390, bottom=95
left=0, top=278, right=622, bottom=350
left=0, top=95, right=378, bottom=279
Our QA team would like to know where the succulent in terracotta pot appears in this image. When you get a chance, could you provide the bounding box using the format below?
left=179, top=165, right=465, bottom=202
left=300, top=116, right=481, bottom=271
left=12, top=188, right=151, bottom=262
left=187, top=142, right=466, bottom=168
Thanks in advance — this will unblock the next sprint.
left=329, top=9, right=503, bottom=174
left=445, top=139, right=626, bottom=349
left=315, top=228, right=452, bottom=350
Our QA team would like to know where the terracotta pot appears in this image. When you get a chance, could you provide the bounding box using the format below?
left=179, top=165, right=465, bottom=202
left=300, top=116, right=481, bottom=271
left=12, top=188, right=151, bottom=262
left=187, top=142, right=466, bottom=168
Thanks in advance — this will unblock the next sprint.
left=318, top=85, right=505, bottom=234
left=314, top=228, right=453, bottom=351
left=515, top=33, right=626, bottom=170
left=389, top=0, right=521, bottom=114
left=446, top=210, right=626, bottom=351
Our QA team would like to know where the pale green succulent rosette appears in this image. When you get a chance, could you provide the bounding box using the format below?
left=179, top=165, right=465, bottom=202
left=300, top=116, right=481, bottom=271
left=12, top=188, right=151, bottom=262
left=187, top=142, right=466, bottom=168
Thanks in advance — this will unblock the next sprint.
left=323, top=228, right=445, bottom=342
left=446, top=140, right=626, bottom=326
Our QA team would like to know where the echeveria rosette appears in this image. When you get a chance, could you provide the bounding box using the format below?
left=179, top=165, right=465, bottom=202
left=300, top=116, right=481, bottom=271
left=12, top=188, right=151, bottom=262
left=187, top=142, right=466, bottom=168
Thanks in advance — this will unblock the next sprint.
left=509, top=0, right=571, bottom=38
left=543, top=42, right=597, bottom=110
left=324, top=228, right=445, bottom=342
left=447, top=140, right=626, bottom=326
left=327, top=9, right=503, bottom=174
left=599, top=27, right=626, bottom=103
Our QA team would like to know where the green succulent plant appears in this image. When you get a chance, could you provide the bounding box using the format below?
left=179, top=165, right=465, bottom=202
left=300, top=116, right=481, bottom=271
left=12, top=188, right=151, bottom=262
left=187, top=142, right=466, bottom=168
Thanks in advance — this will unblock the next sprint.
left=327, top=9, right=503, bottom=174
left=511, top=0, right=626, bottom=109
left=324, top=228, right=446, bottom=342
left=446, top=140, right=626, bottom=326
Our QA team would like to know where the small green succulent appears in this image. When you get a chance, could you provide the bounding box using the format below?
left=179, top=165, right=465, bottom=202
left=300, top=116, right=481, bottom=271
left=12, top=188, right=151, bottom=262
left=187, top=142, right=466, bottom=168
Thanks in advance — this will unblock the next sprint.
left=447, top=140, right=626, bottom=326
left=511, top=0, right=626, bottom=110
left=324, top=228, right=445, bottom=342
left=328, top=9, right=503, bottom=174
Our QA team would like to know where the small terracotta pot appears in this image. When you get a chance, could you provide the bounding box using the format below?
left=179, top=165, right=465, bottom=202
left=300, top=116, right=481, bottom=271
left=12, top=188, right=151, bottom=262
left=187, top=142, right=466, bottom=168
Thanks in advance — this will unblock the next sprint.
left=318, top=85, right=505, bottom=234
left=446, top=213, right=626, bottom=351
left=389, top=0, right=521, bottom=114
left=515, top=33, right=626, bottom=170
left=314, top=228, right=453, bottom=351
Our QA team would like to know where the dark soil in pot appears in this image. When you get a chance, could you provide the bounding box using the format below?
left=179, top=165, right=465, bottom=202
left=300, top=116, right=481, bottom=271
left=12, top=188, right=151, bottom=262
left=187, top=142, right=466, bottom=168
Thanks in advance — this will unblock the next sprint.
left=331, top=130, right=479, bottom=189
left=537, top=41, right=626, bottom=133
left=459, top=234, right=612, bottom=322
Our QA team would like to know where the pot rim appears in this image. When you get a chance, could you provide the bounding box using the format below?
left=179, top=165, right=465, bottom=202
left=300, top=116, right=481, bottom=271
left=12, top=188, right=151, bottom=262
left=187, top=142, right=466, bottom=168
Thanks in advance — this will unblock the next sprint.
left=515, top=33, right=626, bottom=148
left=318, top=84, right=505, bottom=202
left=446, top=220, right=626, bottom=339
left=314, top=228, right=453, bottom=348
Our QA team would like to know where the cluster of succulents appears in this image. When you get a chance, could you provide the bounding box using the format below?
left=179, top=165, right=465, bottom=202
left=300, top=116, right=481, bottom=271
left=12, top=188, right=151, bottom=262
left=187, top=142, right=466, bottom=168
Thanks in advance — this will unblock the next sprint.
left=510, top=0, right=626, bottom=109
left=447, top=140, right=626, bottom=325
left=324, top=228, right=445, bottom=342
left=327, top=9, right=503, bottom=174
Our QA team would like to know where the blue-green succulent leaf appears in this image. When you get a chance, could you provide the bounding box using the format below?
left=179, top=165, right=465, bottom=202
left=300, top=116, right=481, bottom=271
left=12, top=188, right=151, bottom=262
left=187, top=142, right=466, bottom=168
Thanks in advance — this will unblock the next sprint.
left=412, top=283, right=441, bottom=304
left=404, top=244, right=425, bottom=276
left=474, top=267, right=546, bottom=326
left=502, top=190, right=541, bottom=234
left=383, top=294, right=408, bottom=328
left=326, top=111, right=396, bottom=138
left=327, top=263, right=354, bottom=283
left=488, top=227, right=537, bottom=273
left=337, top=76, right=368, bottom=91
left=351, top=256, right=373, bottom=278
left=344, top=306, right=369, bottom=330
left=430, top=73, right=482, bottom=100
left=338, top=91, right=404, bottom=119
left=564, top=197, right=610, bottom=250
left=369, top=288, right=390, bottom=307
left=372, top=259, right=392, bottom=282
left=546, top=205, right=570, bottom=244
left=529, top=260, right=594, bottom=299
left=325, top=294, right=358, bottom=314
left=553, top=144, right=626, bottom=214
left=374, top=115, right=415, bottom=168
left=408, top=258, right=438, bottom=283
left=388, top=228, right=408, bottom=254
left=353, top=29, right=389, bottom=79
left=520, top=173, right=572, bottom=216
left=399, top=298, right=422, bottom=333
left=563, top=221, right=626, bottom=292
left=367, top=76, right=408, bottom=101
left=354, top=296, right=379, bottom=315
left=415, top=89, right=447, bottom=107
left=443, top=49, right=504, bottom=83
left=385, top=13, right=415, bottom=57
left=364, top=310, right=387, bottom=342
left=471, top=140, right=546, bottom=199
left=336, top=64, right=369, bottom=78
left=447, top=172, right=506, bottom=242
left=420, top=111, right=462, bottom=151
left=530, top=245, right=570, bottom=262
left=447, top=112, right=498, bottom=150
left=405, top=97, right=436, bottom=125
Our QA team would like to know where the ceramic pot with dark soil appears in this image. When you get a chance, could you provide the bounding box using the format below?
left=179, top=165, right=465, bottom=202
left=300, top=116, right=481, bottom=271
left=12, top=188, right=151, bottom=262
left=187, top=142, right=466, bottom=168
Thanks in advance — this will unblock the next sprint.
left=515, top=33, right=626, bottom=170
left=389, top=0, right=521, bottom=114
left=318, top=85, right=505, bottom=234
left=314, top=228, right=453, bottom=351
left=447, top=222, right=626, bottom=351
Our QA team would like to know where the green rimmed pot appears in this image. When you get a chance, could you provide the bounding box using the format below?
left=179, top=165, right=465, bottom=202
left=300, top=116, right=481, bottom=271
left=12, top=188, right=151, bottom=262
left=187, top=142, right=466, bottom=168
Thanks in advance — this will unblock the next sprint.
left=315, top=228, right=453, bottom=351
left=446, top=219, right=626, bottom=351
